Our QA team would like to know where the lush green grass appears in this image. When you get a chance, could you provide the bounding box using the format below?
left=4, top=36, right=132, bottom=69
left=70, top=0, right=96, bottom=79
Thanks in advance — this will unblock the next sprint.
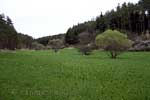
left=0, top=49, right=150, bottom=100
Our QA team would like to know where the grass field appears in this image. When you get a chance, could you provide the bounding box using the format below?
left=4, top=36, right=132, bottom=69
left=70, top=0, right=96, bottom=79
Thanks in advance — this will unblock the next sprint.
left=0, top=49, right=150, bottom=100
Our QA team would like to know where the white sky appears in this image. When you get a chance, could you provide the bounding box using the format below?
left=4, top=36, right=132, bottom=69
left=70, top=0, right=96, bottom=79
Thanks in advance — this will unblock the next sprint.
left=0, top=0, right=139, bottom=38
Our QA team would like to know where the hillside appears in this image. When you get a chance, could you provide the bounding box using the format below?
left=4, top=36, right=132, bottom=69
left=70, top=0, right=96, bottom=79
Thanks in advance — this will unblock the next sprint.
left=36, top=0, right=150, bottom=47
left=35, top=34, right=65, bottom=46
left=1, top=0, right=150, bottom=50
left=65, top=0, right=150, bottom=45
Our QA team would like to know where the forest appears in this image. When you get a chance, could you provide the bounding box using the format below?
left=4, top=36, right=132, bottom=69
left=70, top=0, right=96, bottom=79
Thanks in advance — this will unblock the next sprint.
left=65, top=0, right=150, bottom=45
left=0, top=0, right=150, bottom=50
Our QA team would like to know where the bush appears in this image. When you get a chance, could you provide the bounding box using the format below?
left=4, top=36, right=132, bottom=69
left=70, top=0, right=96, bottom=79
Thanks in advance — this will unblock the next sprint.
left=48, top=39, right=64, bottom=53
left=95, top=29, right=131, bottom=58
left=77, top=45, right=92, bottom=55
left=31, top=42, right=45, bottom=50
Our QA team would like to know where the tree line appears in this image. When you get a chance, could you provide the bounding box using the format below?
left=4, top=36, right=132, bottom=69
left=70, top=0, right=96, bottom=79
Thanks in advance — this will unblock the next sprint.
left=65, top=0, right=150, bottom=45
left=0, top=0, right=150, bottom=50
left=0, top=14, right=35, bottom=50
left=0, top=14, right=65, bottom=50
left=0, top=14, right=18, bottom=50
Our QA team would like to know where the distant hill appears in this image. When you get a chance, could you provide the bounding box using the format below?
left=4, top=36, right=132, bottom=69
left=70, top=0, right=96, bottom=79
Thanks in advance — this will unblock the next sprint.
left=35, top=34, right=65, bottom=46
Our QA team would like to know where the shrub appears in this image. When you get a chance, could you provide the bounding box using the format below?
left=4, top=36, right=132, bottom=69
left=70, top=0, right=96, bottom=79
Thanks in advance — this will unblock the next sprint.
left=77, top=43, right=97, bottom=55
left=48, top=39, right=64, bottom=53
left=77, top=45, right=92, bottom=55
left=95, top=29, right=131, bottom=58
left=31, top=42, right=45, bottom=50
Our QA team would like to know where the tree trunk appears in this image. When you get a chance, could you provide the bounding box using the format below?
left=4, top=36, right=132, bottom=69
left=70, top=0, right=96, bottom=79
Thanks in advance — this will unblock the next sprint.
left=110, top=51, right=117, bottom=59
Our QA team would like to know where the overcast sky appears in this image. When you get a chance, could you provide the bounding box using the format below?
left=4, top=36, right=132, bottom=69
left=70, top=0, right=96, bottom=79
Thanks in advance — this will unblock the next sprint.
left=0, top=0, right=139, bottom=38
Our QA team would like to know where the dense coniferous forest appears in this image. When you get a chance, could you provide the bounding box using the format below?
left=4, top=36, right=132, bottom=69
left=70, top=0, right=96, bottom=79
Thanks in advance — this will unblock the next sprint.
left=65, top=0, right=150, bottom=45
left=0, top=0, right=150, bottom=50
left=0, top=14, right=34, bottom=50
left=0, top=14, right=18, bottom=50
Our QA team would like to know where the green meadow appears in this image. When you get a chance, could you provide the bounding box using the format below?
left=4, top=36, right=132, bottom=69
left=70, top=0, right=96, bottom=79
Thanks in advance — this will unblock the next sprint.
left=0, top=49, right=150, bottom=100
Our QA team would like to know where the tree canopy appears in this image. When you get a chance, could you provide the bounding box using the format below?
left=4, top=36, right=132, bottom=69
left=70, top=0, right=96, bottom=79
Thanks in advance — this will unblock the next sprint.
left=96, top=30, right=131, bottom=58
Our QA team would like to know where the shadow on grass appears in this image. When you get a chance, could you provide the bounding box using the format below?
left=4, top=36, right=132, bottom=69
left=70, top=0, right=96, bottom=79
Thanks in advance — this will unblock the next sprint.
left=80, top=52, right=135, bottom=60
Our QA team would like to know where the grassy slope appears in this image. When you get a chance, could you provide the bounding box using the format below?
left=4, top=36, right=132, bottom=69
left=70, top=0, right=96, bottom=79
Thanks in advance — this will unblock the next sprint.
left=0, top=49, right=150, bottom=100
